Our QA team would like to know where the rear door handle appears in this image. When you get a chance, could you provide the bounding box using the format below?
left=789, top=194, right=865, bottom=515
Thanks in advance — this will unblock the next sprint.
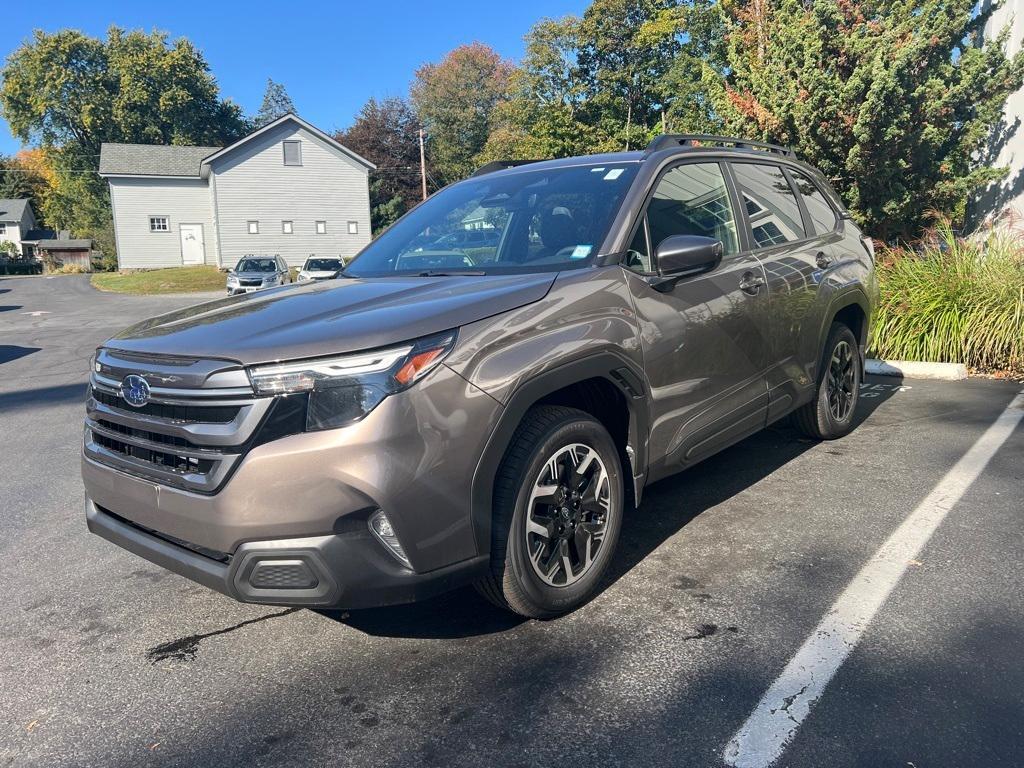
left=739, top=271, right=765, bottom=295
left=815, top=251, right=833, bottom=269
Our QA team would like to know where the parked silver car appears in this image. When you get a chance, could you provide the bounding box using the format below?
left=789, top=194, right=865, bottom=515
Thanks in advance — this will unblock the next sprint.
left=226, top=256, right=291, bottom=295
left=297, top=257, right=345, bottom=282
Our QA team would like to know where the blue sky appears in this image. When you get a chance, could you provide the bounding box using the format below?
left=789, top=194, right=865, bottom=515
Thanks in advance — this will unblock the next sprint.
left=0, top=0, right=589, bottom=155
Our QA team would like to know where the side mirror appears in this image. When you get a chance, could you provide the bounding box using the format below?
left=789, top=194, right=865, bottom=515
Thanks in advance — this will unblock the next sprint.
left=648, top=235, right=723, bottom=292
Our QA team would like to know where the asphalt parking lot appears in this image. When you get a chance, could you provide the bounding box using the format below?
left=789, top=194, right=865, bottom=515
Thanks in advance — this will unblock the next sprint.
left=2, top=274, right=1022, bottom=768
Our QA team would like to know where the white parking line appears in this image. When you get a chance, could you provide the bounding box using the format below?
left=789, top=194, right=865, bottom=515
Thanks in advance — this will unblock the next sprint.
left=724, top=390, right=1024, bottom=768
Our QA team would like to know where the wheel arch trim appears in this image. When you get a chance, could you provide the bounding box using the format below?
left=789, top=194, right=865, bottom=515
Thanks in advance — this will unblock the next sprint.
left=469, top=351, right=651, bottom=557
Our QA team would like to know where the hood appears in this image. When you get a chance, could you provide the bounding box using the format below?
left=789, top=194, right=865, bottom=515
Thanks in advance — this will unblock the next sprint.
left=107, top=273, right=556, bottom=365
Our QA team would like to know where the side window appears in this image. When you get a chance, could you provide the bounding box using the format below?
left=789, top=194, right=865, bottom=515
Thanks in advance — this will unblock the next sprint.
left=731, top=163, right=805, bottom=248
left=791, top=170, right=838, bottom=236
left=646, top=163, right=739, bottom=259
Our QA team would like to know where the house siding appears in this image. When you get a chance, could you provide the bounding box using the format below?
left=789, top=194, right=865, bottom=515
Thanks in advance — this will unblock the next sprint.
left=108, top=178, right=216, bottom=268
left=0, top=205, right=36, bottom=256
left=210, top=123, right=371, bottom=268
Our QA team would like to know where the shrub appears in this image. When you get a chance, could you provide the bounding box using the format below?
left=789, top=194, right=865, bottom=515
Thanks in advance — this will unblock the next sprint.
left=871, top=218, right=1024, bottom=374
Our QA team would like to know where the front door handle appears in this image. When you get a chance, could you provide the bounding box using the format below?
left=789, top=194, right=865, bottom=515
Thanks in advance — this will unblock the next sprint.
left=815, top=251, right=833, bottom=269
left=739, top=271, right=765, bottom=295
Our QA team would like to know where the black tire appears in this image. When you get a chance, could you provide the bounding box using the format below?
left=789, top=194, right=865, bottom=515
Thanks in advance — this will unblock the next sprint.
left=475, top=405, right=624, bottom=618
left=793, top=322, right=861, bottom=440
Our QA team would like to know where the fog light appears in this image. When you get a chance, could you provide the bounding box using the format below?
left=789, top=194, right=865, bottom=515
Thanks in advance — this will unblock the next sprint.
left=369, top=510, right=410, bottom=567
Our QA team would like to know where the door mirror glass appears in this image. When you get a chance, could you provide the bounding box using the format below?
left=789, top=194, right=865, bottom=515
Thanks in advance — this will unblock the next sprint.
left=655, top=235, right=723, bottom=277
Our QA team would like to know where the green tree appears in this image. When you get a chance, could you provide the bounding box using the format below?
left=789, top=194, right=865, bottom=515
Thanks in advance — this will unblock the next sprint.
left=575, top=0, right=687, bottom=149
left=0, top=27, right=249, bottom=257
left=411, top=43, right=515, bottom=182
left=255, top=78, right=297, bottom=126
left=337, top=97, right=425, bottom=233
left=704, top=0, right=1024, bottom=239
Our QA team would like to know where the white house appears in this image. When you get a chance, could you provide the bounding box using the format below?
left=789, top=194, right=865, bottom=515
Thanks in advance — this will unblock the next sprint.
left=99, top=114, right=375, bottom=270
left=0, top=199, right=42, bottom=256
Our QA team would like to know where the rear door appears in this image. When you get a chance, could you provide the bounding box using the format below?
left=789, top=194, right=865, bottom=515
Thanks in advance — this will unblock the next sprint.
left=622, top=161, right=771, bottom=480
left=728, top=161, right=832, bottom=420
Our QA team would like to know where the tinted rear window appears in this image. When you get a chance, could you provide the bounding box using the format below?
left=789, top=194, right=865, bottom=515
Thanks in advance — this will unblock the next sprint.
left=731, top=163, right=805, bottom=248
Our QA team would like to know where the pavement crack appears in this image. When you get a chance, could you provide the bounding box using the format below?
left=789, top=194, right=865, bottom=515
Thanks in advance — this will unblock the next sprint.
left=146, top=607, right=299, bottom=663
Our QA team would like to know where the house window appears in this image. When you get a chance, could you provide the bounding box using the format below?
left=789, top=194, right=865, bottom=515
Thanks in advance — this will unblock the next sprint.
left=282, top=221, right=293, bottom=234
left=283, top=141, right=302, bottom=166
left=315, top=220, right=327, bottom=235
left=149, top=216, right=169, bottom=232
left=0, top=223, right=7, bottom=236
left=347, top=221, right=359, bottom=235
left=247, top=221, right=259, bottom=234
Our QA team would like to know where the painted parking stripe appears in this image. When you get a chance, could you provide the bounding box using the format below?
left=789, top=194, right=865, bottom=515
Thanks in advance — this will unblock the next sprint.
left=724, top=390, right=1024, bottom=768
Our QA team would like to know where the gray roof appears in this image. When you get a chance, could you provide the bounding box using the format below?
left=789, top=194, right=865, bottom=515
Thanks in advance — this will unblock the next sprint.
left=38, top=239, right=92, bottom=250
left=99, top=143, right=222, bottom=177
left=0, top=199, right=30, bottom=221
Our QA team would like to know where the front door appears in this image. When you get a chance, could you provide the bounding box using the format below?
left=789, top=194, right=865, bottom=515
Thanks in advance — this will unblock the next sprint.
left=623, top=161, right=771, bottom=482
left=179, top=224, right=205, bottom=265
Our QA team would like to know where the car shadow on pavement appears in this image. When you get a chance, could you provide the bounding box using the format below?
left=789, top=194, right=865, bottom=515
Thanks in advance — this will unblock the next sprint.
left=0, top=380, right=86, bottom=412
left=0, top=304, right=22, bottom=312
left=0, top=345, right=40, bottom=365
left=330, top=383, right=901, bottom=640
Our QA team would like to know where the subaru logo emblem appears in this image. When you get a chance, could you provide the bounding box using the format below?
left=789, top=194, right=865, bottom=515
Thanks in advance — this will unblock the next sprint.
left=120, top=374, right=151, bottom=407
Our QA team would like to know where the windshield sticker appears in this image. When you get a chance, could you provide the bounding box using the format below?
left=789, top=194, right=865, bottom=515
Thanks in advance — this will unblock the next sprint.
left=603, top=168, right=624, bottom=180
left=571, top=245, right=593, bottom=259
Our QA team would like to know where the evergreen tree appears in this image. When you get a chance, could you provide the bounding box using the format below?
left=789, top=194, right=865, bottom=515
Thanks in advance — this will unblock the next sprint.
left=703, top=0, right=1024, bottom=239
left=255, top=78, right=297, bottom=126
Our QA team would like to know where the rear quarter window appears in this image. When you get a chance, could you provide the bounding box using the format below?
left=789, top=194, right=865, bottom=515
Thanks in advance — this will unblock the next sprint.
left=731, top=163, right=806, bottom=248
left=791, top=169, right=839, bottom=235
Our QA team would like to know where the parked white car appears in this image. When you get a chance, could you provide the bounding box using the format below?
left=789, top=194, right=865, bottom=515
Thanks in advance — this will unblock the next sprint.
left=297, top=257, right=345, bottom=282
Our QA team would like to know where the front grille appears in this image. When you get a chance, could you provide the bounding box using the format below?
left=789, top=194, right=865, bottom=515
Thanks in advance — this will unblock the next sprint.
left=92, top=388, right=240, bottom=423
left=96, top=418, right=193, bottom=449
left=92, top=432, right=215, bottom=475
left=239, top=278, right=263, bottom=287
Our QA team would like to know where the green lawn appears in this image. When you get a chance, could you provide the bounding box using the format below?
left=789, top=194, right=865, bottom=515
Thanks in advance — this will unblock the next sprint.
left=91, top=266, right=226, bottom=295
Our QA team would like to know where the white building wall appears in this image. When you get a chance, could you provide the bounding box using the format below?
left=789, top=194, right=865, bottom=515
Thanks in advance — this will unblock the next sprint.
left=0, top=221, right=22, bottom=254
left=976, top=0, right=1024, bottom=226
left=108, top=178, right=216, bottom=269
left=210, top=123, right=372, bottom=268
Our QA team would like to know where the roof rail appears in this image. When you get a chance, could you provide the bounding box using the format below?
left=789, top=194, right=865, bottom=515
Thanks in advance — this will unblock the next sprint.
left=646, top=134, right=795, bottom=158
left=470, top=159, right=544, bottom=177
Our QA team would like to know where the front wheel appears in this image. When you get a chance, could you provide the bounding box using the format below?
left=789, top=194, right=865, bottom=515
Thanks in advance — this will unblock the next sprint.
left=476, top=406, right=624, bottom=618
left=793, top=322, right=862, bottom=440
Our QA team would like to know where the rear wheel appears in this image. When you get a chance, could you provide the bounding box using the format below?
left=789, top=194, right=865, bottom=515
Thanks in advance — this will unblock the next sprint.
left=476, top=406, right=623, bottom=618
left=793, top=322, right=861, bottom=440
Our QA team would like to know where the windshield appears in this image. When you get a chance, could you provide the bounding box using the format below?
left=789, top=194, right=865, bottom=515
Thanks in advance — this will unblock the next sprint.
left=305, top=259, right=343, bottom=271
left=345, top=162, right=640, bottom=276
left=235, top=258, right=277, bottom=273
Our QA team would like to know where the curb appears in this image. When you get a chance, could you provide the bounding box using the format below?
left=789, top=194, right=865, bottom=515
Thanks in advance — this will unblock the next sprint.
left=865, top=358, right=968, bottom=381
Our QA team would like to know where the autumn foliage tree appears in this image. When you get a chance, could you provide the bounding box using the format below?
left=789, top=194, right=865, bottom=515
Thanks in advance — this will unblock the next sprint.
left=337, top=97, right=425, bottom=233
left=411, top=43, right=515, bottom=183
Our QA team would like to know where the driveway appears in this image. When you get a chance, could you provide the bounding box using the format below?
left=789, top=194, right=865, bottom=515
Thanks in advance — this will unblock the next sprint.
left=1, top=275, right=1022, bottom=767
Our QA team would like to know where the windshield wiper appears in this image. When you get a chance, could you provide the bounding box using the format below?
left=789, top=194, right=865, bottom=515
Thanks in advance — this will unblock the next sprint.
left=416, top=270, right=486, bottom=277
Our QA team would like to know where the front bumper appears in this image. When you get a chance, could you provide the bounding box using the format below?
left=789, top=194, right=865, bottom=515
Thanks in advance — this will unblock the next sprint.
left=82, top=363, right=503, bottom=608
left=85, top=498, right=487, bottom=608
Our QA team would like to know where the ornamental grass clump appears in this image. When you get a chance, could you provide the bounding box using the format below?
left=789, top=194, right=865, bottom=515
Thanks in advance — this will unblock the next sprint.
left=871, top=218, right=1024, bottom=375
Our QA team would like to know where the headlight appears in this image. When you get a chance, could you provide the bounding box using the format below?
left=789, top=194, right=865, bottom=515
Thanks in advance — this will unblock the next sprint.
left=227, top=274, right=238, bottom=285
left=247, top=331, right=456, bottom=430
left=298, top=271, right=309, bottom=280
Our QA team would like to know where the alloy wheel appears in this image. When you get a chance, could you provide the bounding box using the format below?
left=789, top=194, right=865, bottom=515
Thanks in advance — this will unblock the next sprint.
left=826, top=339, right=856, bottom=422
left=525, top=443, right=611, bottom=587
